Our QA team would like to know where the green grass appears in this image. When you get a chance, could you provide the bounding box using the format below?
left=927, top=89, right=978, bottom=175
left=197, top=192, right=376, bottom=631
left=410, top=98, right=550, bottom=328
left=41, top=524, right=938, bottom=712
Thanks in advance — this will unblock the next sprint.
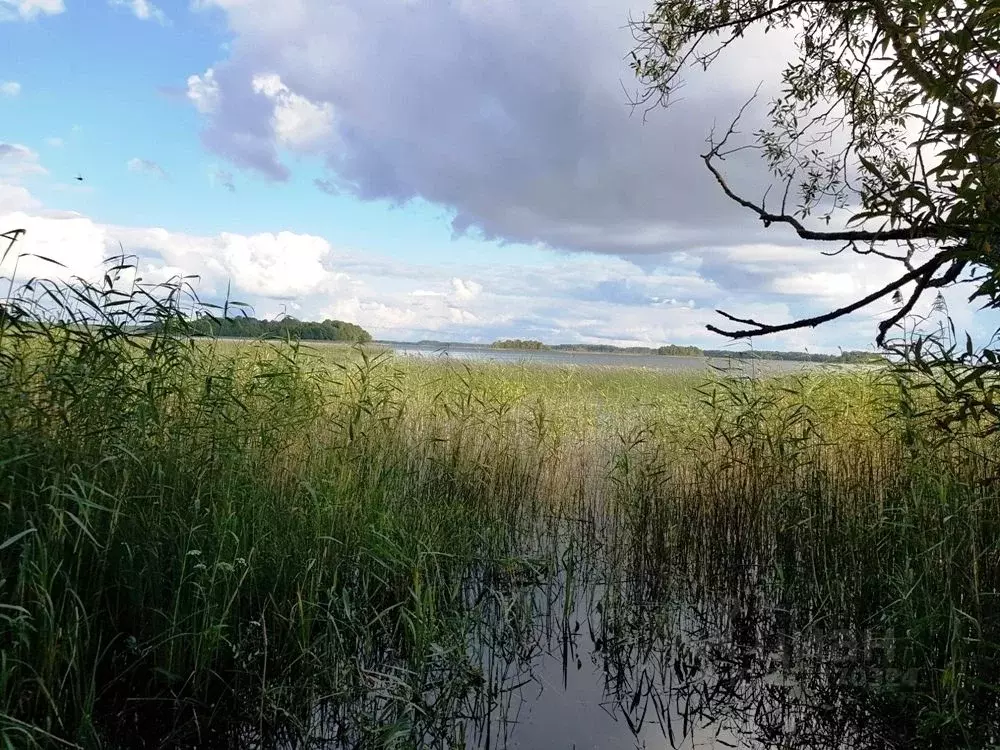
left=1, top=262, right=1000, bottom=747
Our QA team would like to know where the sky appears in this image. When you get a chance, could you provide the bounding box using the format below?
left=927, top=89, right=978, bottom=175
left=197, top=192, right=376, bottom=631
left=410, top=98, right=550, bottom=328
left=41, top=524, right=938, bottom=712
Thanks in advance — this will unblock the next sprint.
left=0, top=0, right=989, bottom=351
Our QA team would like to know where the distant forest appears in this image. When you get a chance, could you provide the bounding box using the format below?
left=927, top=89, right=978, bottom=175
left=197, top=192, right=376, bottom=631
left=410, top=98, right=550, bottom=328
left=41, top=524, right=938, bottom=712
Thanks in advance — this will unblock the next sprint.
left=178, top=316, right=373, bottom=343
left=491, top=339, right=546, bottom=350
left=490, top=339, right=885, bottom=363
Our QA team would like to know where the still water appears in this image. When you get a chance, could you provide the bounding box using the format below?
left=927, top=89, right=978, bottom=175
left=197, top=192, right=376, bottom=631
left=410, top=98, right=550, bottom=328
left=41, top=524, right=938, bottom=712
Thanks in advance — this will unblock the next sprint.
left=287, top=554, right=916, bottom=750
left=385, top=344, right=820, bottom=373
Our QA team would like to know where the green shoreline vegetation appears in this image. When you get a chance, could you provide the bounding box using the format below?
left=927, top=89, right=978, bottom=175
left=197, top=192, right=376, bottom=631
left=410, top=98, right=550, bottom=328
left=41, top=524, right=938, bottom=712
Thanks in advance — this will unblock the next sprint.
left=490, top=337, right=887, bottom=363
left=3, top=0, right=994, bottom=743
left=153, top=314, right=373, bottom=343
left=1, top=260, right=999, bottom=748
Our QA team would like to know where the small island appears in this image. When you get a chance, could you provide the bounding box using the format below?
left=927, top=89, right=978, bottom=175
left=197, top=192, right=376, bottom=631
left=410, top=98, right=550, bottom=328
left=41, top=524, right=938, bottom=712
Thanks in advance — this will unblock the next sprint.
left=492, top=338, right=546, bottom=350
left=181, top=315, right=372, bottom=343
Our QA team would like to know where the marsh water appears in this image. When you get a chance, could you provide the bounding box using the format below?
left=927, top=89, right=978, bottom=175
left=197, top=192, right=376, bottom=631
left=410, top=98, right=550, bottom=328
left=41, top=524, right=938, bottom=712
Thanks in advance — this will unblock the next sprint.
left=457, top=575, right=893, bottom=750
left=281, top=544, right=924, bottom=750
left=254, top=348, right=958, bottom=750
left=81, top=339, right=978, bottom=749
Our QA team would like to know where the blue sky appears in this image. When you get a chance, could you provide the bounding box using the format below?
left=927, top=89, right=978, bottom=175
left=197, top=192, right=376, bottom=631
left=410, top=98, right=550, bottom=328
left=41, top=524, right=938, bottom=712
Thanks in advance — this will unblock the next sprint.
left=0, top=0, right=987, bottom=350
left=2, top=0, right=540, bottom=265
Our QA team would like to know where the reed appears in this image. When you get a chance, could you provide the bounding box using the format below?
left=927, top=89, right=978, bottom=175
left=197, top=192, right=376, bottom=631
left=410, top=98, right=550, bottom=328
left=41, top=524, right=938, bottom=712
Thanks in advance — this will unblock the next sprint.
left=1, top=251, right=998, bottom=747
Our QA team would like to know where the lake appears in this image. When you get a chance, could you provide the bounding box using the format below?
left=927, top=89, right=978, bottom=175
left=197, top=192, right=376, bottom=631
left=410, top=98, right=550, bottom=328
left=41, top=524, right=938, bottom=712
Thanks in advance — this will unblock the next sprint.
left=385, top=343, right=824, bottom=373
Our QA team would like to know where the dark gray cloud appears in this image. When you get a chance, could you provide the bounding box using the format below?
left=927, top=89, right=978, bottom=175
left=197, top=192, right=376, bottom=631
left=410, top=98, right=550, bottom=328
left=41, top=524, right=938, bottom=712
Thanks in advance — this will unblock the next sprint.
left=182, top=0, right=939, bottom=347
left=192, top=0, right=791, bottom=260
left=194, top=63, right=289, bottom=180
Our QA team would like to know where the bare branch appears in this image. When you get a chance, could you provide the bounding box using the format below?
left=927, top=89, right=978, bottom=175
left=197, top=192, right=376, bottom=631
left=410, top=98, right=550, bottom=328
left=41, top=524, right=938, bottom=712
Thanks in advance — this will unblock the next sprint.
left=706, top=250, right=957, bottom=339
left=702, top=131, right=968, bottom=243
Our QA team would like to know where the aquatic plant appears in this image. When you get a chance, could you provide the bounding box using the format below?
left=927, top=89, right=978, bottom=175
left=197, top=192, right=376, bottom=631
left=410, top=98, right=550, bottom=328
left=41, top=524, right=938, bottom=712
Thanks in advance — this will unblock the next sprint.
left=1, top=234, right=999, bottom=747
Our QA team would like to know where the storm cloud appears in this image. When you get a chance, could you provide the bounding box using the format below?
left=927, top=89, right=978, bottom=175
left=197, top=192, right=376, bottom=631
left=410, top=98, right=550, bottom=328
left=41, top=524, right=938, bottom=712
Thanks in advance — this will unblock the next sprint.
left=190, top=0, right=798, bottom=263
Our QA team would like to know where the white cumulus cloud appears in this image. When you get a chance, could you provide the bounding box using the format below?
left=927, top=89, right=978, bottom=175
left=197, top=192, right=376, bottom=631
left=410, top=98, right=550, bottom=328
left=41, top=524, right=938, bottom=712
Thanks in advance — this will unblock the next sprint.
left=0, top=0, right=64, bottom=21
left=187, top=68, right=220, bottom=114
left=0, top=184, right=40, bottom=213
left=182, top=0, right=800, bottom=257
left=109, top=0, right=167, bottom=23
left=0, top=81, right=20, bottom=96
left=322, top=297, right=419, bottom=331
left=116, top=227, right=341, bottom=299
left=0, top=211, right=108, bottom=282
left=251, top=73, right=335, bottom=152
left=451, top=277, right=482, bottom=301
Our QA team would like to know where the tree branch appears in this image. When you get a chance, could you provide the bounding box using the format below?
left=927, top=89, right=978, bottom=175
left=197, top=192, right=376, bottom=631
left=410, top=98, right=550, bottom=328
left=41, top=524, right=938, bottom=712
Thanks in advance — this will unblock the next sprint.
left=875, top=253, right=966, bottom=345
left=706, top=250, right=957, bottom=339
left=701, top=146, right=968, bottom=243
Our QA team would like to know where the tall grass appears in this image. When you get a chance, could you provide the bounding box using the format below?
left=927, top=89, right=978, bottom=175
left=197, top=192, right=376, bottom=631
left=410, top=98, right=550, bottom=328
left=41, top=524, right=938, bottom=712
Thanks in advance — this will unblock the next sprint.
left=1, top=243, right=999, bottom=747
left=0, top=254, right=546, bottom=748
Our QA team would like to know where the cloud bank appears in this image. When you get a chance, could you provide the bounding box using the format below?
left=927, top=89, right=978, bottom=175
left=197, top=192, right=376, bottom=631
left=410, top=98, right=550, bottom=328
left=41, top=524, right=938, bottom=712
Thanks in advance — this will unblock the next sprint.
left=0, top=178, right=925, bottom=352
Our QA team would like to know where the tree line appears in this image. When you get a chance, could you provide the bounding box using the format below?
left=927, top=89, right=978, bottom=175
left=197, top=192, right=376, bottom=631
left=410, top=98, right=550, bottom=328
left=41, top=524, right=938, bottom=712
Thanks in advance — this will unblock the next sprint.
left=167, top=315, right=373, bottom=343
left=492, top=339, right=884, bottom=363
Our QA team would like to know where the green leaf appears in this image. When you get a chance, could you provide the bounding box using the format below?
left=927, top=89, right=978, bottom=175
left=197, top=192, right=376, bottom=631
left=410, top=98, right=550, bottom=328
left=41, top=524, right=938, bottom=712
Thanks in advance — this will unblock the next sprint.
left=0, top=528, right=36, bottom=552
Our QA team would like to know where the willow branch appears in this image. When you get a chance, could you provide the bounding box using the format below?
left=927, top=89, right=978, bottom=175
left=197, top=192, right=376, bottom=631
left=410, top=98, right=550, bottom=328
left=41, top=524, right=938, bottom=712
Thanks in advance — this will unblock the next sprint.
left=707, top=250, right=956, bottom=339
left=701, top=147, right=968, bottom=243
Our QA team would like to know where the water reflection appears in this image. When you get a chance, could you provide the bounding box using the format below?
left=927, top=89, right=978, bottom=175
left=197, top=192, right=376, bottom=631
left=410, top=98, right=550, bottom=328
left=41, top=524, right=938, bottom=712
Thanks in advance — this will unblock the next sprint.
left=260, top=547, right=990, bottom=750
left=460, top=565, right=902, bottom=750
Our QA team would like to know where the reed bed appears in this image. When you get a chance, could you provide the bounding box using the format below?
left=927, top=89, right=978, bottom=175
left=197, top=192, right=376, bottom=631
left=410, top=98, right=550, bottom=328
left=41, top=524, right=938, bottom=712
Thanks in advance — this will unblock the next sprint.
left=1, top=262, right=999, bottom=748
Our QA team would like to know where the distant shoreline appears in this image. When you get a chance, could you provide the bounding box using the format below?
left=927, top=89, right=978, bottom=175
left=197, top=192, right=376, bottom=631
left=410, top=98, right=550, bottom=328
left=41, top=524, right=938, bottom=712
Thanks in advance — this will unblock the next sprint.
left=377, top=340, right=886, bottom=365
left=209, top=337, right=884, bottom=366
